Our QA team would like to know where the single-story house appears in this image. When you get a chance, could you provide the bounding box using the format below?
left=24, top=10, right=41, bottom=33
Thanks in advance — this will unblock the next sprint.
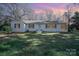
left=11, top=16, right=68, bottom=32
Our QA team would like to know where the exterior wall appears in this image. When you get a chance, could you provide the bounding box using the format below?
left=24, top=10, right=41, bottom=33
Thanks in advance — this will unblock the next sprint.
left=41, top=23, right=61, bottom=32
left=11, top=21, right=68, bottom=32
left=11, top=21, right=26, bottom=32
left=25, top=23, right=38, bottom=32
left=26, top=23, right=66, bottom=32
left=59, top=23, right=68, bottom=32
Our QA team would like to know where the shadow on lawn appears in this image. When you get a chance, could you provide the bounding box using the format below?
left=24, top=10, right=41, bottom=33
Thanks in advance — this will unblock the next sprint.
left=0, top=32, right=79, bottom=56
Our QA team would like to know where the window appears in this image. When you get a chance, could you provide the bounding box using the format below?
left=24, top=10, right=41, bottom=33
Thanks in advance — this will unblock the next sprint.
left=29, top=24, right=34, bottom=28
left=45, top=24, right=48, bottom=28
left=46, top=23, right=57, bottom=28
left=14, top=24, right=16, bottom=28
left=18, top=24, right=20, bottom=28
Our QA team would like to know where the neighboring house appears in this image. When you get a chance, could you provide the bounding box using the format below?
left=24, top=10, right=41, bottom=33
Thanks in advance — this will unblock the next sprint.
left=11, top=13, right=68, bottom=32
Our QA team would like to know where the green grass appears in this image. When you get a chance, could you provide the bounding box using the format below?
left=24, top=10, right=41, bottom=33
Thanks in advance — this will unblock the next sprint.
left=0, top=32, right=79, bottom=56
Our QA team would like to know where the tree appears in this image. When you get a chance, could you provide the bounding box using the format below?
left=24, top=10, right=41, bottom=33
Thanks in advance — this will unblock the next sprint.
left=2, top=3, right=33, bottom=21
left=66, top=3, right=78, bottom=32
left=71, top=12, right=79, bottom=30
left=45, top=9, right=54, bottom=21
left=0, top=4, right=7, bottom=31
left=0, top=3, right=32, bottom=31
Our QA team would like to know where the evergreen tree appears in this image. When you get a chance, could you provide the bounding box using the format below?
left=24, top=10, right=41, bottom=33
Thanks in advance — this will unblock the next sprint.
left=72, top=12, right=79, bottom=30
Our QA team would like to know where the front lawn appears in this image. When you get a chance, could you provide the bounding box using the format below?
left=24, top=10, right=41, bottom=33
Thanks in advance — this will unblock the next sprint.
left=0, top=32, right=79, bottom=56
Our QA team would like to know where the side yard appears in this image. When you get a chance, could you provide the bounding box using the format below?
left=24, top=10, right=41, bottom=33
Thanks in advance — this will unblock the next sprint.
left=0, top=32, right=79, bottom=56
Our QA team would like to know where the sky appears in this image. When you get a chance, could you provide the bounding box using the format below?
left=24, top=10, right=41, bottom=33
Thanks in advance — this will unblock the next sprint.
left=18, top=3, right=79, bottom=15
left=1, top=3, right=79, bottom=16
left=21, top=3, right=69, bottom=9
left=24, top=3, right=69, bottom=15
